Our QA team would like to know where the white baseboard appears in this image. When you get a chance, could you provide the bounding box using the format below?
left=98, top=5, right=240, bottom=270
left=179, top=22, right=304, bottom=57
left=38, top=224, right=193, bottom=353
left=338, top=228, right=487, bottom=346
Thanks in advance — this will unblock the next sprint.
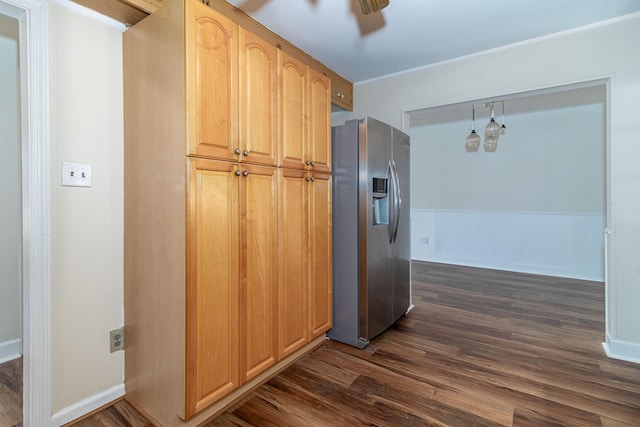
left=51, top=384, right=125, bottom=427
left=0, top=338, right=21, bottom=364
left=602, top=334, right=640, bottom=364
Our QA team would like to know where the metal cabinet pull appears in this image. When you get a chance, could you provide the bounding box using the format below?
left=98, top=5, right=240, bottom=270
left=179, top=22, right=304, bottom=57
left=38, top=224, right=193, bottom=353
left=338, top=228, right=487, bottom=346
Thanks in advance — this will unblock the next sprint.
left=243, top=150, right=249, bottom=156
left=235, top=148, right=241, bottom=154
left=242, top=170, right=249, bottom=176
left=235, top=170, right=241, bottom=176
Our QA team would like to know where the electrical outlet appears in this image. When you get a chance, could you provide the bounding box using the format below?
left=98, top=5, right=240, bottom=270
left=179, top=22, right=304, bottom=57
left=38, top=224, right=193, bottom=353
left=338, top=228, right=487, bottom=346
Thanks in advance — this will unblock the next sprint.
left=420, top=237, right=429, bottom=245
left=110, top=327, right=124, bottom=353
left=62, top=161, right=92, bottom=187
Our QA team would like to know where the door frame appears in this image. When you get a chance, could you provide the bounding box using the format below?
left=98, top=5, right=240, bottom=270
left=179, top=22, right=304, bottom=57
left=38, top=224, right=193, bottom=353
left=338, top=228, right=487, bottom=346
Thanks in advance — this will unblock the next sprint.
left=1, top=0, right=50, bottom=424
left=402, top=77, right=612, bottom=351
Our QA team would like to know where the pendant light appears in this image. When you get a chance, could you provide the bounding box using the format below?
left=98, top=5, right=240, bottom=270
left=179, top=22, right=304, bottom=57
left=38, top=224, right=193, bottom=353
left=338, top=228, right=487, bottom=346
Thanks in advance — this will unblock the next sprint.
left=465, top=104, right=481, bottom=152
left=484, top=102, right=500, bottom=152
left=500, top=100, right=507, bottom=135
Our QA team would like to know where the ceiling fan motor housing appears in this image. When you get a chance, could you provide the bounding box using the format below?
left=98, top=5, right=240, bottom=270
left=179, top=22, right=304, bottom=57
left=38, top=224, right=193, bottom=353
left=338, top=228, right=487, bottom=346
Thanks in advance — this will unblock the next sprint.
left=359, top=0, right=390, bottom=14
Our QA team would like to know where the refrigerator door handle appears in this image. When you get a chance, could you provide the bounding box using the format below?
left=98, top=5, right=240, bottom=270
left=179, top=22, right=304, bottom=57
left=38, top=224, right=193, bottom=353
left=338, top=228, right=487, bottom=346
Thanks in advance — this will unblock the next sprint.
left=387, top=162, right=395, bottom=243
left=390, top=160, right=401, bottom=243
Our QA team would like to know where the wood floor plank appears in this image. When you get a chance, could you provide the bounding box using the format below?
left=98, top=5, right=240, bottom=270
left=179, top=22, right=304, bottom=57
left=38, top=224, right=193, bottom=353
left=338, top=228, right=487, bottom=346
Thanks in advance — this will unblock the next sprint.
left=0, top=357, right=22, bottom=427
left=4, top=261, right=640, bottom=426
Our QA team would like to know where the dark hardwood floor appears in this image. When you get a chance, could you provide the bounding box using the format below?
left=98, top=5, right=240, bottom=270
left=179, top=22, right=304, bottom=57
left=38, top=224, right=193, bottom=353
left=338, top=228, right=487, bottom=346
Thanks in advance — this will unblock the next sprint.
left=0, top=357, right=21, bottom=427
left=4, top=262, right=640, bottom=426
left=206, top=262, right=640, bottom=427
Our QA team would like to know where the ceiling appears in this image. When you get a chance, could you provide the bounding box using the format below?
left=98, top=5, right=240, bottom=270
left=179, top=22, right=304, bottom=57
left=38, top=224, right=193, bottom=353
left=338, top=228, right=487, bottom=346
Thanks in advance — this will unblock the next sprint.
left=224, top=0, right=640, bottom=83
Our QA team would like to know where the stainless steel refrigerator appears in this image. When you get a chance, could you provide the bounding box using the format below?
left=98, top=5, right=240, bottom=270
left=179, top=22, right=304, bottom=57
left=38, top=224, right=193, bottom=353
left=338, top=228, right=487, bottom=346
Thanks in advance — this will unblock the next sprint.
left=328, top=116, right=411, bottom=349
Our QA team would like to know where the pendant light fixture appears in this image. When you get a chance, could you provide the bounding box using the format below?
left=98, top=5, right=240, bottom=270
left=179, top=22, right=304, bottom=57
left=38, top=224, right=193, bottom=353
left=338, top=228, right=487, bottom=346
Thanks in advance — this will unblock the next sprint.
left=465, top=100, right=507, bottom=153
left=500, top=100, right=507, bottom=135
left=484, top=102, right=500, bottom=152
left=465, top=104, right=481, bottom=152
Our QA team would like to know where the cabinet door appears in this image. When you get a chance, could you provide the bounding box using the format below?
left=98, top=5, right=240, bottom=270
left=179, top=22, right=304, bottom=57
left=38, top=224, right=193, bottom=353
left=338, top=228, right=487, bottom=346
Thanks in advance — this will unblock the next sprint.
left=239, top=29, right=278, bottom=166
left=186, top=159, right=240, bottom=416
left=308, top=68, right=331, bottom=173
left=187, top=1, right=239, bottom=161
left=308, top=172, right=332, bottom=338
left=279, top=51, right=308, bottom=170
left=278, top=168, right=309, bottom=358
left=241, top=164, right=278, bottom=382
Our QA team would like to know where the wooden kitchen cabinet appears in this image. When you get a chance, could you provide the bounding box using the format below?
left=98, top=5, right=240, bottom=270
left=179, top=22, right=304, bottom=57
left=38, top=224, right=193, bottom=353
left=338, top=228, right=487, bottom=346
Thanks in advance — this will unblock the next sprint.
left=124, top=0, right=330, bottom=425
left=186, top=159, right=240, bottom=413
left=308, top=68, right=332, bottom=173
left=238, top=28, right=278, bottom=166
left=188, top=2, right=277, bottom=166
left=187, top=1, right=239, bottom=161
left=278, top=169, right=332, bottom=358
left=186, top=159, right=277, bottom=416
left=307, top=170, right=333, bottom=336
left=279, top=51, right=332, bottom=172
left=278, top=168, right=309, bottom=358
left=279, top=52, right=307, bottom=171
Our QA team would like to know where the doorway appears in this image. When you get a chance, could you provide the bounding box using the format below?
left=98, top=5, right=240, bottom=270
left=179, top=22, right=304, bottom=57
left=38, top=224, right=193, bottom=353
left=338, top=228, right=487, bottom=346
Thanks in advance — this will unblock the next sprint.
left=0, top=10, right=22, bottom=425
left=0, top=0, right=50, bottom=425
left=405, top=81, right=609, bottom=338
left=404, top=78, right=611, bottom=352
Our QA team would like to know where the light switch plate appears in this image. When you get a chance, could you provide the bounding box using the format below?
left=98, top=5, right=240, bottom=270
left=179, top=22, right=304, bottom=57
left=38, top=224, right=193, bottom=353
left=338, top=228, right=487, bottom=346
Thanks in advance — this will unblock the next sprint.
left=62, top=161, right=92, bottom=187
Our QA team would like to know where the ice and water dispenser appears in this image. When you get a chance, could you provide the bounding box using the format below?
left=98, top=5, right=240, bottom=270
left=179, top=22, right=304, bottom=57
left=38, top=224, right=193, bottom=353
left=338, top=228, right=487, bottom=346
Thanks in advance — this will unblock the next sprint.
left=372, top=177, right=389, bottom=225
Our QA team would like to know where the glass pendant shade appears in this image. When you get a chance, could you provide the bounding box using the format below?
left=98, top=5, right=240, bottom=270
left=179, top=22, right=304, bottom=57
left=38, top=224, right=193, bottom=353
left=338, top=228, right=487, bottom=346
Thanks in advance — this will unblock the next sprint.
left=484, top=135, right=498, bottom=152
left=485, top=118, right=501, bottom=138
left=465, top=104, right=480, bottom=152
left=465, top=130, right=481, bottom=152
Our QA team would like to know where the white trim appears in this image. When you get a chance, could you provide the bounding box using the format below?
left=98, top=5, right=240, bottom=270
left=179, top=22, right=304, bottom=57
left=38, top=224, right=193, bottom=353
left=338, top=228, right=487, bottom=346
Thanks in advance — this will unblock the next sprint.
left=50, top=384, right=125, bottom=427
left=1, top=0, right=51, bottom=425
left=603, top=334, right=640, bottom=365
left=0, top=338, right=22, bottom=364
left=410, top=208, right=605, bottom=218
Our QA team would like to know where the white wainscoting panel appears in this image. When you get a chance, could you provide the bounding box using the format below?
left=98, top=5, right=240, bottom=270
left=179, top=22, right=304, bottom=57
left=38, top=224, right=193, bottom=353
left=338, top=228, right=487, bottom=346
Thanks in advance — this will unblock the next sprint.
left=411, top=209, right=605, bottom=281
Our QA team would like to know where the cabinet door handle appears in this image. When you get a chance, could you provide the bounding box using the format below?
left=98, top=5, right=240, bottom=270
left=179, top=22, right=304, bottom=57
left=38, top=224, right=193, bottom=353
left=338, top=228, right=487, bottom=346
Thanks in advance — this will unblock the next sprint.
left=235, top=170, right=241, bottom=176
left=243, top=150, right=249, bottom=156
left=310, top=176, right=315, bottom=182
left=305, top=160, right=311, bottom=166
left=235, top=148, right=241, bottom=155
left=242, top=170, right=249, bottom=177
left=306, top=176, right=315, bottom=182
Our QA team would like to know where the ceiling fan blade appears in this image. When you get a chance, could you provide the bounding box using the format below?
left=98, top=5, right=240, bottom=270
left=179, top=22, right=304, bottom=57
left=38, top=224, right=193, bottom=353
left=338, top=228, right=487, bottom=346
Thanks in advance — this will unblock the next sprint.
left=358, top=0, right=389, bottom=15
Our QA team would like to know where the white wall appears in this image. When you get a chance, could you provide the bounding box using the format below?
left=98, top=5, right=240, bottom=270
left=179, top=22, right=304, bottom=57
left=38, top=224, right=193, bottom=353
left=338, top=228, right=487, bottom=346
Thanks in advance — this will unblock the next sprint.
left=0, top=13, right=21, bottom=362
left=409, top=102, right=605, bottom=280
left=49, top=1, right=125, bottom=414
left=332, top=14, right=640, bottom=361
left=411, top=103, right=605, bottom=213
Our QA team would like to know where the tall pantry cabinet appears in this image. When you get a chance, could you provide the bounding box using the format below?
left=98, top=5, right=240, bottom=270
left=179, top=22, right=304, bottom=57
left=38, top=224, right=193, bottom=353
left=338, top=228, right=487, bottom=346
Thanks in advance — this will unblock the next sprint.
left=123, top=0, right=332, bottom=425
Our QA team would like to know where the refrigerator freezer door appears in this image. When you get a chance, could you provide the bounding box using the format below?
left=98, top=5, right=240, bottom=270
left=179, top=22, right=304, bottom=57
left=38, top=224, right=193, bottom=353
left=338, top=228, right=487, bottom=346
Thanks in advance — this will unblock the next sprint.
left=329, top=120, right=361, bottom=347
